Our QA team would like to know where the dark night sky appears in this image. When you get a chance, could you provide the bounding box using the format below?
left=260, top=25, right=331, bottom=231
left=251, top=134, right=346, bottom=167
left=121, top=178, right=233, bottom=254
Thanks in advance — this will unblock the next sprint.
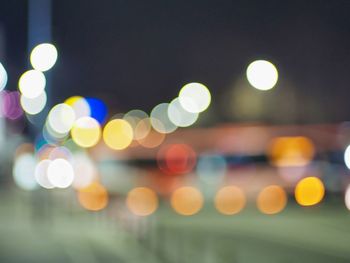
left=1, top=0, right=350, bottom=124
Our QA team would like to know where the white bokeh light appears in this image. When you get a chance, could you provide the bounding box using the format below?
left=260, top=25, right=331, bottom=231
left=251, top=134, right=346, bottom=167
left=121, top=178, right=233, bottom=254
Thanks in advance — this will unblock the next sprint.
left=168, top=98, right=198, bottom=127
left=48, top=103, right=76, bottom=134
left=13, top=154, right=38, bottom=190
left=344, top=145, right=350, bottom=169
left=0, top=62, right=8, bottom=91
left=246, top=60, right=278, bottom=91
left=35, top=159, right=55, bottom=189
left=20, top=90, right=47, bottom=115
left=179, top=82, right=211, bottom=113
left=345, top=185, right=350, bottom=210
left=18, top=70, right=46, bottom=98
left=72, top=153, right=97, bottom=189
left=47, top=158, right=74, bottom=188
left=30, top=43, right=58, bottom=72
left=150, top=103, right=177, bottom=134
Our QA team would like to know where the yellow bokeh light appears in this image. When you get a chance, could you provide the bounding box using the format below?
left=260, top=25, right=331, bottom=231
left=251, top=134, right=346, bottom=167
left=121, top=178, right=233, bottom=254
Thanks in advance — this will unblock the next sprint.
left=171, top=186, right=203, bottom=216
left=295, top=177, right=325, bottom=206
left=215, top=186, right=246, bottom=215
left=268, top=136, right=315, bottom=167
left=257, top=185, right=287, bottom=215
left=103, top=119, right=133, bottom=150
left=71, top=116, right=101, bottom=148
left=78, top=182, right=108, bottom=211
left=126, top=187, right=158, bottom=216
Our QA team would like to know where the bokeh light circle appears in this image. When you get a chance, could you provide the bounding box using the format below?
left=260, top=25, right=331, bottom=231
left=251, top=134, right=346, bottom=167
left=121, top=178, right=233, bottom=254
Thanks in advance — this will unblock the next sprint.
left=126, top=187, right=158, bottom=216
left=151, top=103, right=177, bottom=134
left=64, top=96, right=91, bottom=119
left=345, top=185, right=350, bottom=210
left=2, top=91, right=23, bottom=120
left=256, top=185, right=287, bottom=215
left=168, top=98, right=199, bottom=127
left=78, top=182, right=108, bottom=211
left=71, top=116, right=101, bottom=148
left=197, top=154, right=227, bottom=184
left=344, top=145, right=350, bottom=169
left=13, top=154, right=38, bottom=190
left=0, top=62, right=8, bottom=91
left=47, top=103, right=76, bottom=134
left=268, top=136, right=315, bottom=167
left=47, top=158, right=74, bottom=188
left=171, top=186, right=203, bottom=216
left=86, top=98, right=107, bottom=124
left=30, top=43, right=58, bottom=71
left=20, top=91, right=47, bottom=115
left=103, top=119, right=133, bottom=150
left=215, top=186, right=246, bottom=215
left=295, top=177, right=325, bottom=206
left=257, top=185, right=287, bottom=214
left=246, top=60, right=278, bottom=91
left=157, top=144, right=197, bottom=175
left=72, top=153, right=97, bottom=189
left=18, top=70, right=46, bottom=99
left=179, top=82, right=211, bottom=113
left=34, top=159, right=55, bottom=189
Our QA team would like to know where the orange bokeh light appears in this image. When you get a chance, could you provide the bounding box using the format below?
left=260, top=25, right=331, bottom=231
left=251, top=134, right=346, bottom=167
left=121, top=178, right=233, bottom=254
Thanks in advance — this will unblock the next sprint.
left=126, top=187, right=158, bottom=216
left=268, top=136, right=315, bottom=167
left=257, top=185, right=287, bottom=215
left=215, top=186, right=246, bottom=215
left=77, top=182, right=108, bottom=211
left=295, top=177, right=325, bottom=206
left=137, top=128, right=165, bottom=148
left=171, top=186, right=203, bottom=216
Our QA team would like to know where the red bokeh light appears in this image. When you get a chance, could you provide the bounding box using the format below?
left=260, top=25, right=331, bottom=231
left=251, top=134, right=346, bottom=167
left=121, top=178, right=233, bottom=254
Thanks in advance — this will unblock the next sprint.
left=157, top=143, right=197, bottom=175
